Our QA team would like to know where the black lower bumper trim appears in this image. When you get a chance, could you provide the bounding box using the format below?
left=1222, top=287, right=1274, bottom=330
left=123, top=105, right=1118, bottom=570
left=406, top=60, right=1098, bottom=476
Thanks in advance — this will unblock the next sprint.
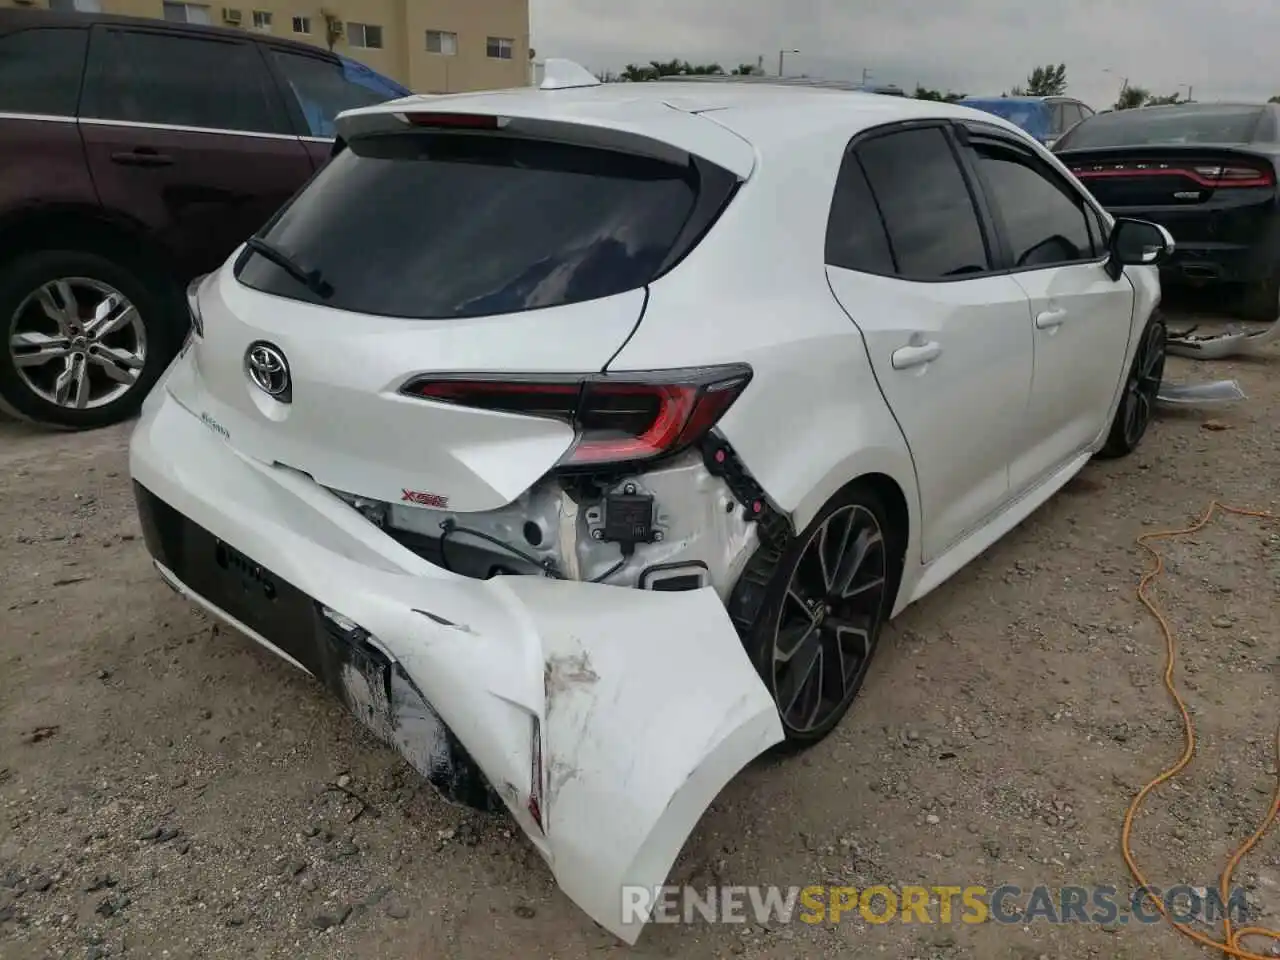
left=133, top=481, right=497, bottom=812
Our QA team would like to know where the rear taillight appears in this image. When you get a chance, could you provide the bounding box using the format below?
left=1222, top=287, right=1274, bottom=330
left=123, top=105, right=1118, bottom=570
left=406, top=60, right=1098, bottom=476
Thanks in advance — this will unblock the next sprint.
left=402, top=365, right=752, bottom=469
left=1069, top=162, right=1274, bottom=189
left=1192, top=164, right=1274, bottom=187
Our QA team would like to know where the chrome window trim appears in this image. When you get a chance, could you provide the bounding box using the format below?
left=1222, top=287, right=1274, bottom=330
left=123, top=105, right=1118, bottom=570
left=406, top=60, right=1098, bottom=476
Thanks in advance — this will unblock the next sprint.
left=0, top=111, right=78, bottom=124
left=77, top=116, right=300, bottom=141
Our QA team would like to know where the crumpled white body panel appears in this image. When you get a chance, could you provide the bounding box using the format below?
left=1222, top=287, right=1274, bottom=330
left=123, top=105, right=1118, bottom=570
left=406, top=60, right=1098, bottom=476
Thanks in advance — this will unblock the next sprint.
left=129, top=356, right=784, bottom=944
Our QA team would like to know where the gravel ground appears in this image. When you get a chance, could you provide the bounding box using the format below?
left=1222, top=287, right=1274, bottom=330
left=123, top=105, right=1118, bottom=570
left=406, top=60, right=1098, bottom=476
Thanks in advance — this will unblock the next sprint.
left=1, top=311, right=1278, bottom=960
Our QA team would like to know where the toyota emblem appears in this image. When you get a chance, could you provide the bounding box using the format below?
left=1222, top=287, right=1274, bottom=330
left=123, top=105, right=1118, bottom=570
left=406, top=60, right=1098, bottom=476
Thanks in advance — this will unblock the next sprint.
left=244, top=341, right=292, bottom=402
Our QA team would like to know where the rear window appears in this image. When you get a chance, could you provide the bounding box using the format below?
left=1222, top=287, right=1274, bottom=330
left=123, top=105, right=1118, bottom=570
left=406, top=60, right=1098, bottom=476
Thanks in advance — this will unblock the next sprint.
left=234, top=132, right=717, bottom=319
left=962, top=100, right=1049, bottom=138
left=1056, top=104, right=1265, bottom=149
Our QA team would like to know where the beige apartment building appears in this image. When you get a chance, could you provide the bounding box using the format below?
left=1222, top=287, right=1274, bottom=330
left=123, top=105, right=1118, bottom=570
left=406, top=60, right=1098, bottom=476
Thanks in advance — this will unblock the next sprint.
left=4, top=0, right=531, bottom=92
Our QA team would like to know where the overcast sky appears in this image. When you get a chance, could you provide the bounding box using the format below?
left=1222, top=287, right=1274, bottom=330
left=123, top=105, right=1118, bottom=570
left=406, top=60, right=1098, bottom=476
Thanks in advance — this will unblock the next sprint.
left=530, top=0, right=1276, bottom=110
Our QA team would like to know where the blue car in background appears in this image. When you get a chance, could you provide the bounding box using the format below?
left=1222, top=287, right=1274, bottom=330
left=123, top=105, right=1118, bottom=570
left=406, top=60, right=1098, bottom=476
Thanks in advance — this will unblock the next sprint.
left=290, top=54, right=413, bottom=139
left=959, top=95, right=1095, bottom=146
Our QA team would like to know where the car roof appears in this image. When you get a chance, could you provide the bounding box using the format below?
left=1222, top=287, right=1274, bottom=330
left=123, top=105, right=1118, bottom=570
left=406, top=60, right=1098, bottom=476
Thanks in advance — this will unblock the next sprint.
left=0, top=6, right=332, bottom=56
left=338, top=79, right=1032, bottom=178
left=962, top=95, right=1047, bottom=104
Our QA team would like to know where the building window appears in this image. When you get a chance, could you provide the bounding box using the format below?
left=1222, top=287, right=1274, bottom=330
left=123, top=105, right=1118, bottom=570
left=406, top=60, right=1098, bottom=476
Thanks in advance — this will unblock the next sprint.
left=347, top=22, right=383, bottom=49
left=425, top=29, right=457, bottom=55
left=291, top=15, right=310, bottom=34
left=162, top=2, right=212, bottom=24
left=252, top=10, right=272, bottom=29
left=486, top=36, right=514, bottom=60
left=49, top=0, right=103, bottom=10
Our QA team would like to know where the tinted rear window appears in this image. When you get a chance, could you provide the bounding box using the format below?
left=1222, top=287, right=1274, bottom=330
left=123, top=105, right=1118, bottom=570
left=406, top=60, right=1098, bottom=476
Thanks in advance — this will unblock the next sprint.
left=1057, top=105, right=1265, bottom=149
left=961, top=100, right=1049, bottom=138
left=235, top=133, right=711, bottom=319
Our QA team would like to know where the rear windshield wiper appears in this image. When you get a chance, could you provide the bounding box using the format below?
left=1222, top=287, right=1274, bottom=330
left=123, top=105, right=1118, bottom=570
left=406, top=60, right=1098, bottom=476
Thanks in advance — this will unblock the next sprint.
left=244, top=237, right=333, bottom=299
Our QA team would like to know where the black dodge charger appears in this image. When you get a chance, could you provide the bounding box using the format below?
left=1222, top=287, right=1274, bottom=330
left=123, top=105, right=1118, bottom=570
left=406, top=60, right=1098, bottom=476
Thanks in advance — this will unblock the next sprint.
left=1054, top=101, right=1280, bottom=320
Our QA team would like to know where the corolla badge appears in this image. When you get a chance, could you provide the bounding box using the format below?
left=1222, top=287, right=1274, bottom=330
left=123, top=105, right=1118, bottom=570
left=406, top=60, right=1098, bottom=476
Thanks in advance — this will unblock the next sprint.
left=244, top=341, right=292, bottom=402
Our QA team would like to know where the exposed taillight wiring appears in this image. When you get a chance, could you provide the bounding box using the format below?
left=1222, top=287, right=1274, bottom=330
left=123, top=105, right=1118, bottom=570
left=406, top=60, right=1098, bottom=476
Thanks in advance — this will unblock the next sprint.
left=401, top=365, right=753, bottom=471
left=527, top=716, right=545, bottom=834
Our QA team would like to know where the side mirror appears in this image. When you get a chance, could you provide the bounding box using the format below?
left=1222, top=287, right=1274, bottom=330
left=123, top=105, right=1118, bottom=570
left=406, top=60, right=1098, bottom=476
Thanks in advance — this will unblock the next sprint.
left=1105, top=217, right=1174, bottom=280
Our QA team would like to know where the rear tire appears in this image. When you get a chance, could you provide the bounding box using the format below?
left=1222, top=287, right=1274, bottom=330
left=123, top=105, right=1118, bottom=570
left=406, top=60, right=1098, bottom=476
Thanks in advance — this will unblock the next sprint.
left=1236, top=268, right=1280, bottom=322
left=735, top=483, right=901, bottom=746
left=0, top=249, right=182, bottom=429
left=1097, top=312, right=1165, bottom=460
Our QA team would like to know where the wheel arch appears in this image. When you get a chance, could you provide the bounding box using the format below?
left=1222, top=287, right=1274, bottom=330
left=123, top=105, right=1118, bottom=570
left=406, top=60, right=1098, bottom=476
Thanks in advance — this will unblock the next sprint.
left=790, top=451, right=921, bottom=617
left=0, top=203, right=181, bottom=294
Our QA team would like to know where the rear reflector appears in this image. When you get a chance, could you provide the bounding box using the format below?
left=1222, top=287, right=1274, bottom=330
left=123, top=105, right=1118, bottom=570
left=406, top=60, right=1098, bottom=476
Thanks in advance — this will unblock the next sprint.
left=402, top=365, right=753, bottom=469
left=400, top=112, right=504, bottom=130
left=1070, top=162, right=1275, bottom=189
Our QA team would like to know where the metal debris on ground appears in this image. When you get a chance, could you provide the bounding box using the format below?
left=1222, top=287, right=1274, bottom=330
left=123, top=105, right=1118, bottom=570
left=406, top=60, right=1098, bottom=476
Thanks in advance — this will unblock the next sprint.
left=1166, top=318, right=1280, bottom=360
left=1157, top=380, right=1248, bottom=407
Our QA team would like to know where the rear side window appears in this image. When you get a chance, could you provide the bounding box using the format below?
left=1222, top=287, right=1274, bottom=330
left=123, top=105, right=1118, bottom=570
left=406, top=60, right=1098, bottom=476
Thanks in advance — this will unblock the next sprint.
left=970, top=139, right=1096, bottom=267
left=84, top=29, right=283, bottom=133
left=271, top=51, right=394, bottom=138
left=825, top=152, right=895, bottom=274
left=235, top=133, right=719, bottom=318
left=855, top=127, right=990, bottom=279
left=0, top=27, right=88, bottom=117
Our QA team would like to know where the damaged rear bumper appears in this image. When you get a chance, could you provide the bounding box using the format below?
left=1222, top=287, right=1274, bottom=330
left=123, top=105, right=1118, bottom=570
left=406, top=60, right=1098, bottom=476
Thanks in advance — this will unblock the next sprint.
left=128, top=380, right=784, bottom=944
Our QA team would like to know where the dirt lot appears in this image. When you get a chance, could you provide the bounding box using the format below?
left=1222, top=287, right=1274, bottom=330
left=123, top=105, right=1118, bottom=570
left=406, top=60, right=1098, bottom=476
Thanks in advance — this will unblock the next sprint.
left=1, top=313, right=1278, bottom=960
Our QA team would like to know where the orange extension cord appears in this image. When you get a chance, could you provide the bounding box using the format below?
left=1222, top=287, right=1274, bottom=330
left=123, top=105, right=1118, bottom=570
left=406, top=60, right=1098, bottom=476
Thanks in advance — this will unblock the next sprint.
left=1122, top=500, right=1279, bottom=959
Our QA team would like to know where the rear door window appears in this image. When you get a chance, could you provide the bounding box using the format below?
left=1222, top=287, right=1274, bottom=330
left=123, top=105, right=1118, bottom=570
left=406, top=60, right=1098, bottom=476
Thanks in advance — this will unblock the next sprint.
left=0, top=27, right=88, bottom=117
left=235, top=133, right=719, bottom=318
left=824, top=150, right=896, bottom=274
left=269, top=50, right=395, bottom=138
left=83, top=28, right=285, bottom=134
left=853, top=127, right=991, bottom=279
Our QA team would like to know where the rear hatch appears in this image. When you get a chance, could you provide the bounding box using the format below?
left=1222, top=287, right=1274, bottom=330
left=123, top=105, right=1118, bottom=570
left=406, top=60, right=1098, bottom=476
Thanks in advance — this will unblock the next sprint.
left=176, top=100, right=746, bottom=512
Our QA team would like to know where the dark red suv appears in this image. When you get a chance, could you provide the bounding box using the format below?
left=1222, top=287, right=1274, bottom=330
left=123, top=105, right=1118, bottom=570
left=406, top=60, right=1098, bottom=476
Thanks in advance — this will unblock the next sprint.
left=0, top=8, right=410, bottom=428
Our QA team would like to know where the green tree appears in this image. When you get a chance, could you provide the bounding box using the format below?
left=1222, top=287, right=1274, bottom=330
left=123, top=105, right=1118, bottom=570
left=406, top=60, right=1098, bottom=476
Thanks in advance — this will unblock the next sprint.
left=1115, top=85, right=1150, bottom=110
left=1269, top=94, right=1280, bottom=103
left=1020, top=63, right=1068, bottom=97
left=914, top=85, right=965, bottom=102
left=619, top=60, right=725, bottom=82
left=1145, top=92, right=1182, bottom=106
left=731, top=63, right=764, bottom=76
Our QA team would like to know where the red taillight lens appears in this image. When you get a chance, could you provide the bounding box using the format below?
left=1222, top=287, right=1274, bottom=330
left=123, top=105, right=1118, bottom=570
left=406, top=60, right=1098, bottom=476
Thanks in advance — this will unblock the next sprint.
left=1193, top=164, right=1274, bottom=187
left=403, top=365, right=753, bottom=469
left=401, top=112, right=502, bottom=129
left=1070, top=162, right=1274, bottom=189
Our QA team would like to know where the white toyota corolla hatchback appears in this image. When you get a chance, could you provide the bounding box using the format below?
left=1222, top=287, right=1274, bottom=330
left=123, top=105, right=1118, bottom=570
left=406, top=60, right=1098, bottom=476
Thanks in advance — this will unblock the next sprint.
left=129, top=64, right=1172, bottom=943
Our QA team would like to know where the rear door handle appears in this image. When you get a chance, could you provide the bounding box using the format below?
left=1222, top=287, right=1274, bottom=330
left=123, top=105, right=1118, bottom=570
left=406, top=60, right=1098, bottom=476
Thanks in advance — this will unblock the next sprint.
left=1035, top=308, right=1067, bottom=330
left=110, top=149, right=174, bottom=168
left=891, top=340, right=942, bottom=370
